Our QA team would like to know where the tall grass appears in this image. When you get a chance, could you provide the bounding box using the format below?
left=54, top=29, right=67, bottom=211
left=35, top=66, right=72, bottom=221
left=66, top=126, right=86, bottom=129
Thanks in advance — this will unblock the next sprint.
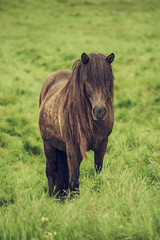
left=0, top=0, right=160, bottom=239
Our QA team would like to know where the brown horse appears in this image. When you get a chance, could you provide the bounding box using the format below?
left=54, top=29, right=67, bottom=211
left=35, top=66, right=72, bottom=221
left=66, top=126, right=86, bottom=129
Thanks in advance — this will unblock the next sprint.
left=39, top=52, right=115, bottom=196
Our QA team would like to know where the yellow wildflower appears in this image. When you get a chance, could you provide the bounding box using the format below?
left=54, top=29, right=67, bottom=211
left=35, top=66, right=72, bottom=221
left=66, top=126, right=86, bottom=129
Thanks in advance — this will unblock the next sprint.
left=54, top=232, right=57, bottom=235
left=104, top=212, right=109, bottom=217
left=44, top=232, right=52, bottom=236
left=41, top=217, right=48, bottom=222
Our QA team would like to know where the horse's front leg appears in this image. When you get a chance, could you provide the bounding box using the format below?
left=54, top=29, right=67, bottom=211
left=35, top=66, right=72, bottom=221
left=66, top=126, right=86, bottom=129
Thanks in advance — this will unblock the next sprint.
left=94, top=138, right=108, bottom=173
left=66, top=144, right=82, bottom=195
left=43, top=140, right=57, bottom=196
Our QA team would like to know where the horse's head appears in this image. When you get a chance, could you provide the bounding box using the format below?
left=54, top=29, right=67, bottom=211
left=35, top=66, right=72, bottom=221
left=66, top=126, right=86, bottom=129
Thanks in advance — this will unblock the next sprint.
left=85, top=85, right=108, bottom=121
left=81, top=52, right=115, bottom=121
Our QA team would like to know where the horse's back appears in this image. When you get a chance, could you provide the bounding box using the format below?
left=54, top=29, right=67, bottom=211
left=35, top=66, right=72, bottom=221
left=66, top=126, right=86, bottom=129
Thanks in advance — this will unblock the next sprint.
left=39, top=70, right=72, bottom=106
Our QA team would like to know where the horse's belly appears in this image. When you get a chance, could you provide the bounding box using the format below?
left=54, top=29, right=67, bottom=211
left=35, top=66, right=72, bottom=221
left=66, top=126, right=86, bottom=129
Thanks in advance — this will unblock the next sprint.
left=40, top=124, right=66, bottom=151
left=39, top=97, right=66, bottom=151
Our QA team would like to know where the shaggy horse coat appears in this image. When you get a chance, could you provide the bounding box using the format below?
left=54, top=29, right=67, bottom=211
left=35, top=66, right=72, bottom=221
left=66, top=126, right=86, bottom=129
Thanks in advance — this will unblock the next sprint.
left=39, top=52, right=115, bottom=196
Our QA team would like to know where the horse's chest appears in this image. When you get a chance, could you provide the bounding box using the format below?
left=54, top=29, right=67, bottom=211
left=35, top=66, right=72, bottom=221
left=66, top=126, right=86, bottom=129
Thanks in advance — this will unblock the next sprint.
left=89, top=122, right=109, bottom=150
left=90, top=134, right=105, bottom=151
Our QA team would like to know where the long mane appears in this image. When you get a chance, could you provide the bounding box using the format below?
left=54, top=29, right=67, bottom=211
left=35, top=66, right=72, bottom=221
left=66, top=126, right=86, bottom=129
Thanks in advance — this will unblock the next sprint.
left=61, top=53, right=114, bottom=158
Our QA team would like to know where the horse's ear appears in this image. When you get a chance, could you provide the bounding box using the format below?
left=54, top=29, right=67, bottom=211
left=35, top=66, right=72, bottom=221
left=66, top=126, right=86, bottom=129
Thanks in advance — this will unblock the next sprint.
left=106, top=53, right=115, bottom=64
left=81, top=53, right=89, bottom=64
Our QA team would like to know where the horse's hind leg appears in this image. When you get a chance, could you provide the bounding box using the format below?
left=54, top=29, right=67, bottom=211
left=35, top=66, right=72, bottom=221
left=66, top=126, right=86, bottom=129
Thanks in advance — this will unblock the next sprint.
left=54, top=149, right=69, bottom=196
left=66, top=144, right=82, bottom=195
left=63, top=151, right=69, bottom=191
left=43, top=141, right=57, bottom=196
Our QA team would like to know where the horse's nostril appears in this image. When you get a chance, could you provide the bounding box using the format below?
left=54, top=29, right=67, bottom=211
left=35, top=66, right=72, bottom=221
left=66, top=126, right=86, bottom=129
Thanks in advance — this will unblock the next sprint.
left=102, top=107, right=106, bottom=115
left=93, top=107, right=107, bottom=120
left=98, top=107, right=106, bottom=115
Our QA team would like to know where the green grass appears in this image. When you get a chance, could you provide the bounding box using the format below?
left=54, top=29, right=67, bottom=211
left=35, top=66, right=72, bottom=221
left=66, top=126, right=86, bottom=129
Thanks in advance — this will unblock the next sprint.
left=0, top=0, right=160, bottom=239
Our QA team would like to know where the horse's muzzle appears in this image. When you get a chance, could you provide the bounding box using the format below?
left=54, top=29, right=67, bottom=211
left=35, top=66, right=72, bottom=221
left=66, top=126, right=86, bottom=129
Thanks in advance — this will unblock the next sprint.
left=92, top=107, right=107, bottom=121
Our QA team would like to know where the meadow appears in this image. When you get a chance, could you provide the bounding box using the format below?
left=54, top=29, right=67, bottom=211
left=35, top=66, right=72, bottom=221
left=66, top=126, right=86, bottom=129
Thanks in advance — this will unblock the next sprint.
left=0, top=0, right=160, bottom=239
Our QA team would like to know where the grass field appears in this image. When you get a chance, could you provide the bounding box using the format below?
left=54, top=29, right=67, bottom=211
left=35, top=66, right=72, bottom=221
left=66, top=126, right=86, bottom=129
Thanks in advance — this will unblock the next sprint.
left=0, top=0, right=160, bottom=239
